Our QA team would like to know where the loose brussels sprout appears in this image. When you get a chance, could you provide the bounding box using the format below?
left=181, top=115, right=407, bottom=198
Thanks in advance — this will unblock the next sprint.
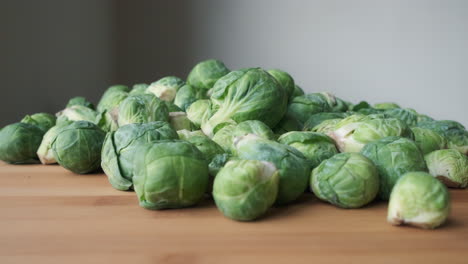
left=417, top=114, right=434, bottom=123
left=21, top=112, right=56, bottom=132
left=133, top=140, right=209, bottom=209
left=95, top=109, right=119, bottom=132
left=177, top=129, right=206, bottom=139
left=273, top=114, right=302, bottom=134
left=303, top=112, right=347, bottom=131
left=213, top=160, right=279, bottom=221
left=101, top=122, right=178, bottom=191
left=350, top=101, right=372, bottom=111
left=51, top=121, right=105, bottom=174
left=66, top=96, right=95, bottom=109
left=374, top=102, right=400, bottom=110
left=286, top=93, right=332, bottom=127
left=179, top=132, right=224, bottom=162
left=212, top=124, right=236, bottom=152
left=268, top=69, right=295, bottom=99
left=202, top=68, right=288, bottom=137
left=186, top=99, right=213, bottom=128
left=361, top=136, right=428, bottom=200
left=164, top=101, right=183, bottom=112
left=187, top=59, right=230, bottom=91
left=416, top=120, right=468, bottom=155
left=328, top=114, right=413, bottom=152
left=174, top=84, right=207, bottom=111
left=411, top=127, right=447, bottom=155
left=56, top=105, right=97, bottom=124
left=311, top=118, right=342, bottom=134
left=129, top=83, right=149, bottom=95
left=384, top=108, right=418, bottom=126
left=168, top=112, right=194, bottom=131
left=208, top=153, right=231, bottom=177
left=387, top=172, right=450, bottom=229
left=37, top=121, right=73, bottom=164
left=356, top=108, right=385, bottom=115
left=146, top=76, right=185, bottom=102
left=117, top=94, right=169, bottom=126
left=278, top=132, right=338, bottom=168
left=0, top=123, right=45, bottom=164
left=290, top=84, right=305, bottom=100
left=97, top=85, right=129, bottom=112
left=234, top=134, right=311, bottom=205
left=310, top=152, right=379, bottom=208
left=332, top=97, right=351, bottom=112
left=425, top=149, right=468, bottom=188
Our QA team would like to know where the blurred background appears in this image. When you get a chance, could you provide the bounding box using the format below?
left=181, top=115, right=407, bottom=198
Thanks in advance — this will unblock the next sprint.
left=1, top=0, right=467, bottom=127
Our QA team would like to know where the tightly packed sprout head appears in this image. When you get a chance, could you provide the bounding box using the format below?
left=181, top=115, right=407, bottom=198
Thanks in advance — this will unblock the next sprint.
left=284, top=93, right=333, bottom=127
left=373, top=102, right=400, bottom=110
left=187, top=59, right=230, bottom=91
left=278, top=132, right=338, bottom=168
left=425, top=149, right=468, bottom=188
left=303, top=112, right=347, bottom=131
left=213, top=160, right=279, bottom=221
left=177, top=130, right=224, bottom=163
left=36, top=121, right=72, bottom=164
left=129, top=83, right=148, bottom=95
left=101, top=122, right=178, bottom=191
left=97, top=85, right=129, bottom=112
left=383, top=108, right=419, bottom=126
left=328, top=114, right=413, bottom=152
left=311, top=152, right=379, bottom=208
left=388, top=172, right=450, bottom=229
left=174, top=84, right=207, bottom=111
left=310, top=118, right=342, bottom=134
left=361, top=136, right=428, bottom=200
left=66, top=96, right=95, bottom=109
left=186, top=99, right=213, bottom=128
left=201, top=68, right=288, bottom=137
left=56, top=105, right=97, bottom=124
left=21, top=112, right=56, bottom=132
left=117, top=94, right=169, bottom=126
left=146, top=76, right=185, bottom=102
left=51, top=121, right=106, bottom=174
left=133, top=140, right=209, bottom=210
left=291, top=84, right=305, bottom=100
left=416, top=120, right=468, bottom=155
left=168, top=112, right=194, bottom=131
left=0, top=123, right=45, bottom=164
left=411, top=127, right=447, bottom=155
left=234, top=134, right=311, bottom=205
left=267, top=69, right=295, bottom=99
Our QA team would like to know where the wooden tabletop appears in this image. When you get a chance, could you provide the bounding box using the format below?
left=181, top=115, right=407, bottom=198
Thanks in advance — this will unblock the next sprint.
left=1, top=162, right=467, bottom=264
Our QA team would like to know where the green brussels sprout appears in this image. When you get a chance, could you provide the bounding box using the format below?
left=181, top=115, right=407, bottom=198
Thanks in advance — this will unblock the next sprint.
left=213, top=160, right=279, bottom=221
left=169, top=112, right=194, bottom=131
left=290, top=84, right=305, bottom=100
left=187, top=59, right=230, bottom=91
left=146, top=76, right=185, bottom=102
left=311, top=118, right=342, bottom=134
left=425, top=149, right=468, bottom=188
left=21, top=112, right=56, bottom=132
left=208, top=153, right=231, bottom=177
left=387, top=171, right=450, bottom=229
left=278, top=132, right=338, bottom=168
left=310, top=152, right=379, bottom=208
left=186, top=99, right=213, bottom=128
left=129, top=83, right=149, bottom=95
left=117, top=94, right=169, bottom=126
left=356, top=108, right=385, bottom=115
left=51, top=121, right=106, bottom=174
left=56, top=105, right=98, bottom=124
left=350, top=101, right=372, bottom=111
left=101, top=122, right=178, bottom=191
left=212, top=124, right=236, bottom=152
left=95, top=109, right=119, bottom=132
left=272, top=114, right=302, bottom=134
left=416, top=120, right=468, bottom=155
left=0, top=123, right=45, bottom=164
left=177, top=129, right=206, bottom=139
left=384, top=108, right=419, bottom=126
left=37, top=121, right=73, bottom=164
left=329, top=114, right=413, bottom=152
left=234, top=134, right=311, bottom=205
left=179, top=132, right=224, bottom=162
left=374, top=102, right=400, bottom=110
left=164, top=101, right=183, bottom=112
left=202, top=68, right=288, bottom=137
left=303, top=112, right=347, bottom=131
left=332, top=97, right=351, bottom=112
left=286, top=93, right=332, bottom=127
left=411, top=127, right=447, bottom=155
left=268, top=69, right=295, bottom=99
left=174, top=84, right=207, bottom=111
left=445, top=129, right=468, bottom=155
left=133, top=140, right=209, bottom=209
left=417, top=114, right=434, bottom=123
left=66, top=96, right=95, bottom=109
left=361, top=136, right=428, bottom=200
left=97, top=85, right=129, bottom=112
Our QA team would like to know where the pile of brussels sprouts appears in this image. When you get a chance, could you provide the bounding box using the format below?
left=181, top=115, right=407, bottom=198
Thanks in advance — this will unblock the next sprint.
left=1, top=59, right=467, bottom=229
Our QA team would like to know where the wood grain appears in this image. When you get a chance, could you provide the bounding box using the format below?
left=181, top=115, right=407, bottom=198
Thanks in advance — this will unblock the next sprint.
left=0, top=162, right=467, bottom=264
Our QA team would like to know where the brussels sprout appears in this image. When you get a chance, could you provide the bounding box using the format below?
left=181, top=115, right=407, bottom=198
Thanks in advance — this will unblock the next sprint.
left=168, top=112, right=194, bottom=131
left=213, top=160, right=279, bottom=221
left=286, top=93, right=332, bottom=127
left=290, top=84, right=305, bottom=100
left=268, top=69, right=295, bottom=99
left=164, top=101, right=183, bottom=112
left=66, top=96, right=95, bottom=109
left=133, top=140, right=209, bottom=209
left=332, top=97, right=351, bottom=112
left=208, top=153, right=231, bottom=177
left=202, top=68, right=288, bottom=137
left=187, top=59, right=230, bottom=91
left=416, top=120, right=468, bottom=155
left=97, top=85, right=129, bottom=112
left=95, top=109, right=119, bottom=132
left=361, top=136, right=428, bottom=200
left=310, top=152, right=379, bottom=208
left=174, top=84, right=207, bottom=111
left=117, top=94, right=169, bottom=126
left=36, top=121, right=73, bottom=164
left=186, top=99, right=213, bottom=128
left=101, top=122, right=178, bottom=191
left=146, top=76, right=185, bottom=102
left=273, top=114, right=302, bottom=134
left=278, top=132, right=338, bottom=168
left=51, top=121, right=106, bottom=174
left=21, top=112, right=56, bottom=132
left=0, top=123, right=45, bottom=164
left=129, top=83, right=149, bottom=95
left=411, top=127, right=447, bottom=155
left=311, top=118, right=342, bottom=134
left=329, top=114, right=413, bottom=152
left=425, top=149, right=468, bottom=188
left=374, top=102, right=400, bottom=110
left=234, top=134, right=311, bottom=205
left=350, top=101, right=372, bottom=111
left=56, top=105, right=97, bottom=124
left=417, top=114, right=434, bottom=123
left=384, top=108, right=418, bottom=126
left=179, top=132, right=224, bottom=162
left=387, top=172, right=450, bottom=229
left=212, top=124, right=236, bottom=152
left=177, top=129, right=206, bottom=139
left=303, top=112, right=347, bottom=131
left=356, top=108, right=385, bottom=115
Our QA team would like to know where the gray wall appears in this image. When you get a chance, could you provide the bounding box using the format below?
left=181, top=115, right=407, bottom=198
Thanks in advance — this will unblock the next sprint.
left=1, top=0, right=467, bottom=127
